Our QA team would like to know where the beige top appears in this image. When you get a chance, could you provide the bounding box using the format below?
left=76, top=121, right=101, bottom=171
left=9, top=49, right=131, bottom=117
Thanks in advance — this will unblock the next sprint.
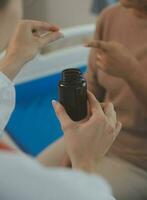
left=87, top=3, right=147, bottom=171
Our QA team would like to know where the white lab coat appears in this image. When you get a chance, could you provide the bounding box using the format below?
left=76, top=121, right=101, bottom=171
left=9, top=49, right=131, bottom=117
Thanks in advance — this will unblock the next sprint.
left=0, top=72, right=115, bottom=200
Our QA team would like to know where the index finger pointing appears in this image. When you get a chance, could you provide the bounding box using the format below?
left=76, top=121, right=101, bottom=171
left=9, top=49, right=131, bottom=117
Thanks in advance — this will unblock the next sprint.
left=85, top=40, right=109, bottom=52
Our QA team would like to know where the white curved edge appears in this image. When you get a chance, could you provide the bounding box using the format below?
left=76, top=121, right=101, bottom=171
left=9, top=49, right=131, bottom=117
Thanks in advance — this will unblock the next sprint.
left=62, top=24, right=95, bottom=39
left=14, top=45, right=90, bottom=84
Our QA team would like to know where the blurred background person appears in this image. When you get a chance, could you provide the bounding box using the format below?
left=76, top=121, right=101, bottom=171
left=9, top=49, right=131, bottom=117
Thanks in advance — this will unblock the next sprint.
left=86, top=0, right=147, bottom=199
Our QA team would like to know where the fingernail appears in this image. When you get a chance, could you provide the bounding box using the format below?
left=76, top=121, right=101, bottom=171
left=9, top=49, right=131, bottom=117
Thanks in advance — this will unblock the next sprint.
left=52, top=100, right=57, bottom=107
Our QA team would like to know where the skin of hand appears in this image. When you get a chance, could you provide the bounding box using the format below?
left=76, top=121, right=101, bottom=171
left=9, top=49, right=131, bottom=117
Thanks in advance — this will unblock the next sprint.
left=0, top=20, right=63, bottom=80
left=85, top=40, right=141, bottom=81
left=57, top=102, right=120, bottom=168
left=52, top=91, right=122, bottom=173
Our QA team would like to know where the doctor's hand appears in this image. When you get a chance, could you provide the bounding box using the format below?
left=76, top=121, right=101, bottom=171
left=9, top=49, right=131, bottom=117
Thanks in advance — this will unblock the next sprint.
left=52, top=91, right=121, bottom=173
left=0, top=20, right=63, bottom=80
left=7, top=20, right=63, bottom=64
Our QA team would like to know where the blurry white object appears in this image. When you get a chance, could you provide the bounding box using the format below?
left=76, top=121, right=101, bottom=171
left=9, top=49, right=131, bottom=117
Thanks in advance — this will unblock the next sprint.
left=46, top=24, right=95, bottom=50
left=15, top=46, right=89, bottom=84
left=0, top=153, right=115, bottom=200
left=62, top=24, right=95, bottom=39
left=14, top=24, right=95, bottom=84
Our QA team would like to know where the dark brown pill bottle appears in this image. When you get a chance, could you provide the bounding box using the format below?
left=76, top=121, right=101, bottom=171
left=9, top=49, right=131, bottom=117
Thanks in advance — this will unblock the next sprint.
left=59, top=68, right=87, bottom=121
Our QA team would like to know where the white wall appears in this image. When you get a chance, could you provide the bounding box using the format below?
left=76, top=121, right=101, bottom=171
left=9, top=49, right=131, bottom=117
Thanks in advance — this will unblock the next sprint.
left=24, top=0, right=95, bottom=28
left=24, top=0, right=48, bottom=21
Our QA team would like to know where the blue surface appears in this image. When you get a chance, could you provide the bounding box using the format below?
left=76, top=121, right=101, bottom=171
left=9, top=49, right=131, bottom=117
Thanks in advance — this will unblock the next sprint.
left=6, top=66, right=87, bottom=156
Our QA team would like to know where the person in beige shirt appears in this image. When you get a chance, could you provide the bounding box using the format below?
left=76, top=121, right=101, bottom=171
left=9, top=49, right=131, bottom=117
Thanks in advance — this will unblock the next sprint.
left=85, top=0, right=147, bottom=199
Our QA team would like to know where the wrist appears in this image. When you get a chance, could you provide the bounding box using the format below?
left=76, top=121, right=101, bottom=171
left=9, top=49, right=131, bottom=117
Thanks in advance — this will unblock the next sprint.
left=7, top=48, right=27, bottom=64
left=0, top=54, right=25, bottom=80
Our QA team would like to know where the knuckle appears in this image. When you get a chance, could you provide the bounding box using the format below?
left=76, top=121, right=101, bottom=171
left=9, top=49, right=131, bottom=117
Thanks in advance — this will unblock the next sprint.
left=17, top=20, right=29, bottom=30
left=95, top=115, right=106, bottom=125
left=109, top=125, right=115, bottom=133
left=108, top=102, right=114, bottom=108
left=107, top=125, right=116, bottom=136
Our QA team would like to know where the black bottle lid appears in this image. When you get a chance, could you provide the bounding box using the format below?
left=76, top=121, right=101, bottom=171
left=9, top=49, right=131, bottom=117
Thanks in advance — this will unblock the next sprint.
left=61, top=68, right=83, bottom=86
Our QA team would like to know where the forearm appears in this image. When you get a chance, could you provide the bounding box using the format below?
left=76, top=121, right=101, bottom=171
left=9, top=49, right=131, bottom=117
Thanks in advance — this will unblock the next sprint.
left=37, top=138, right=97, bottom=174
left=126, top=64, right=147, bottom=114
left=37, top=137, right=66, bottom=167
